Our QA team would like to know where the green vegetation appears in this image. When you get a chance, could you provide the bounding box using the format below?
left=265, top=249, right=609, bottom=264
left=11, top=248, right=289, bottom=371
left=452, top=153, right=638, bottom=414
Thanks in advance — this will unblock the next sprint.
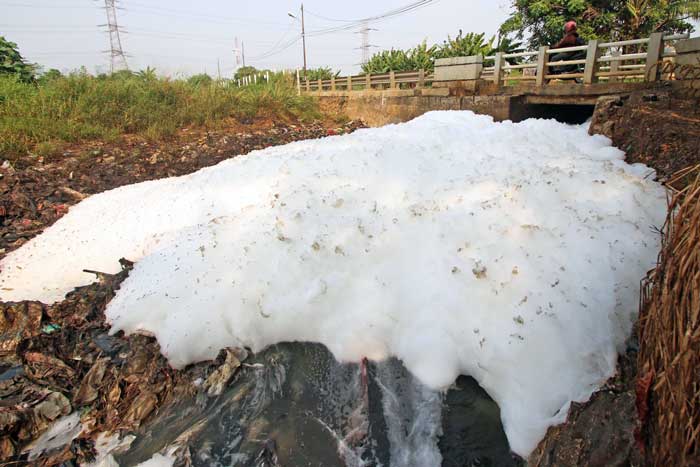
left=0, top=69, right=320, bottom=158
left=303, top=67, right=341, bottom=81
left=363, top=1, right=699, bottom=73
left=362, top=31, right=522, bottom=73
left=1, top=36, right=36, bottom=82
left=500, top=0, right=700, bottom=48
left=233, top=66, right=259, bottom=81
left=234, top=66, right=340, bottom=82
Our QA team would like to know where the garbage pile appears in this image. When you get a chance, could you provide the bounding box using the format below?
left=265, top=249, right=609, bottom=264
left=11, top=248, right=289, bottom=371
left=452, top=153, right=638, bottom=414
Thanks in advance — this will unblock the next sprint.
left=0, top=260, right=248, bottom=465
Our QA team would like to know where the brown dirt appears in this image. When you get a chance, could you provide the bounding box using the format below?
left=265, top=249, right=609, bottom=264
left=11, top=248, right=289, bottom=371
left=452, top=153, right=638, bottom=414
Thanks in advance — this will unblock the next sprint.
left=589, top=89, right=700, bottom=181
left=0, top=118, right=365, bottom=260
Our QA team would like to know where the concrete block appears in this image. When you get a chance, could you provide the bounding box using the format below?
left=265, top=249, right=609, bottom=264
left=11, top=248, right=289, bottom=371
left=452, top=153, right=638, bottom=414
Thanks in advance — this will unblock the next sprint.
left=435, top=55, right=483, bottom=66
left=434, top=63, right=483, bottom=81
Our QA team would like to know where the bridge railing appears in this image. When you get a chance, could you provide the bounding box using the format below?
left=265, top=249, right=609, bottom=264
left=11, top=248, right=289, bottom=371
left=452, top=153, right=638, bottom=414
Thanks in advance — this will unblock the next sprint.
left=482, top=32, right=689, bottom=86
left=299, top=70, right=435, bottom=93
left=300, top=32, right=691, bottom=93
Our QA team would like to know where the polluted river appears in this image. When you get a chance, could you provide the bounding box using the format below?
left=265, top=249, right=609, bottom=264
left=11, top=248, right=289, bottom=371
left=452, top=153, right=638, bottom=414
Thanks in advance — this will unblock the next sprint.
left=0, top=111, right=667, bottom=466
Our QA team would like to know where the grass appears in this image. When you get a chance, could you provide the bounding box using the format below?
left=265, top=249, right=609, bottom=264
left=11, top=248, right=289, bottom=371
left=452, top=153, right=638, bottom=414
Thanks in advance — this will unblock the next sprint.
left=0, top=71, right=321, bottom=159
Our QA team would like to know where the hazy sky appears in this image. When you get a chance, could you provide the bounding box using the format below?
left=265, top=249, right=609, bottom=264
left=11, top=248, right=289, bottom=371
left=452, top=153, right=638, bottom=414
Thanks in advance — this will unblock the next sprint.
left=2, top=0, right=512, bottom=76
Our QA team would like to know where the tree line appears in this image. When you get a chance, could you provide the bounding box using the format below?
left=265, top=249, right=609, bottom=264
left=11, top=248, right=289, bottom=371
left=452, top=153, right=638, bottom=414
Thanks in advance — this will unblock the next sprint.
left=363, top=0, right=699, bottom=73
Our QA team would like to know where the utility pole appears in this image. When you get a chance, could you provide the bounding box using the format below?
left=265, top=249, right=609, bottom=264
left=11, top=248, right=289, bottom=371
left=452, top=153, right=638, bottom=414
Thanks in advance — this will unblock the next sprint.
left=99, top=0, right=128, bottom=72
left=301, top=4, right=307, bottom=77
left=289, top=5, right=307, bottom=77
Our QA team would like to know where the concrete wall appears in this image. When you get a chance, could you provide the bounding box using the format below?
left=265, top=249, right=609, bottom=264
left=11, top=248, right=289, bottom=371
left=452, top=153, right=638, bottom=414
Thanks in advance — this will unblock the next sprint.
left=675, top=37, right=700, bottom=66
left=318, top=88, right=512, bottom=127
left=316, top=81, right=659, bottom=127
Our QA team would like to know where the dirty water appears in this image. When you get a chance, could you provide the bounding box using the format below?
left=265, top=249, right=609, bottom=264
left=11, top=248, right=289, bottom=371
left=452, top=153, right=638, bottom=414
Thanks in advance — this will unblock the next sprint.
left=118, top=342, right=520, bottom=467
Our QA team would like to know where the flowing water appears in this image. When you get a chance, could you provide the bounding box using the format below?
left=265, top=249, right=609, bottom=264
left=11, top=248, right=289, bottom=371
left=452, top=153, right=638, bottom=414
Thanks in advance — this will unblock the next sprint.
left=117, top=342, right=521, bottom=467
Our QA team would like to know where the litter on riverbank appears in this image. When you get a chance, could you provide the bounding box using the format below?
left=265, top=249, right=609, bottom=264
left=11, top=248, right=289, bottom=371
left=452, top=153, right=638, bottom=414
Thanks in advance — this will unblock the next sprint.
left=0, top=111, right=666, bottom=457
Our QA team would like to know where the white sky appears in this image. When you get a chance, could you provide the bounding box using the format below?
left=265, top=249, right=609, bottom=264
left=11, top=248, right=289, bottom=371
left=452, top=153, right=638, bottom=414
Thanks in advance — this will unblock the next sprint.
left=1, top=0, right=512, bottom=76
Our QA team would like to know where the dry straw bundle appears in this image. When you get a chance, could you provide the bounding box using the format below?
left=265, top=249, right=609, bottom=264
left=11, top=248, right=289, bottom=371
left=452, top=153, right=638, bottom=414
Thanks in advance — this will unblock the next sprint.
left=638, top=164, right=700, bottom=466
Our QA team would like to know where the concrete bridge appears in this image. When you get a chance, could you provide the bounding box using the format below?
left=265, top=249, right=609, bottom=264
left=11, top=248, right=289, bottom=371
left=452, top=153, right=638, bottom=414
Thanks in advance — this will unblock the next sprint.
left=301, top=33, right=700, bottom=126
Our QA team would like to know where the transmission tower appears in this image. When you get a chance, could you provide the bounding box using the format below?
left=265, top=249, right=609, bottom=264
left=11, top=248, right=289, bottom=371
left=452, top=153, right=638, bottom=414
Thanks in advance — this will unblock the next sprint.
left=100, top=0, right=128, bottom=72
left=234, top=37, right=246, bottom=68
left=356, top=21, right=378, bottom=66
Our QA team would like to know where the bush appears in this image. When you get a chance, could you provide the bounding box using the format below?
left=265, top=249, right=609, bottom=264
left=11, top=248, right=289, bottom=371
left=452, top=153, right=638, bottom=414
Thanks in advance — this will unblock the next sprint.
left=0, top=70, right=320, bottom=157
left=304, top=67, right=340, bottom=81
left=362, top=31, right=495, bottom=73
left=187, top=73, right=213, bottom=87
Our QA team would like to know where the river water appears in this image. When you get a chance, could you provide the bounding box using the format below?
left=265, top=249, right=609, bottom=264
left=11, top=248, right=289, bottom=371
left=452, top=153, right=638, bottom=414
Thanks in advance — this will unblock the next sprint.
left=117, top=342, right=521, bottom=467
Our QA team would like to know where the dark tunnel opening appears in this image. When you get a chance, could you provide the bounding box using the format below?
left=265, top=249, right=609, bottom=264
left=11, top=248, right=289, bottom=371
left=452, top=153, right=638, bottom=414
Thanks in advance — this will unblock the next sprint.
left=511, top=102, right=596, bottom=125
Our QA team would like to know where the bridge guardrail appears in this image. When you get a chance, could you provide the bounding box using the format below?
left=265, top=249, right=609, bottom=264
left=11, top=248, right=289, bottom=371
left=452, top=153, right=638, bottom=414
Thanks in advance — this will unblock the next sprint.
left=299, top=32, right=691, bottom=93
left=298, top=70, right=434, bottom=93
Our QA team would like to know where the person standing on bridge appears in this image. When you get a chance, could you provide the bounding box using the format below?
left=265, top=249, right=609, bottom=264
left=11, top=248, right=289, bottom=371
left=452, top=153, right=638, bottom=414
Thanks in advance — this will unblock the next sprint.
left=548, top=21, right=587, bottom=78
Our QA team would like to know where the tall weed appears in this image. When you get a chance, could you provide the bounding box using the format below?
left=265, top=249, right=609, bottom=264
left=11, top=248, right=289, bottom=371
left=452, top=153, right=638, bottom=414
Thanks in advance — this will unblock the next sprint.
left=0, top=71, right=319, bottom=158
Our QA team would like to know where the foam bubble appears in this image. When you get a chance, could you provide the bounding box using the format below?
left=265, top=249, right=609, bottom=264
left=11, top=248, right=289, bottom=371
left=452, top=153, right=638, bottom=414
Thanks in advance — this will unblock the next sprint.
left=0, top=111, right=666, bottom=456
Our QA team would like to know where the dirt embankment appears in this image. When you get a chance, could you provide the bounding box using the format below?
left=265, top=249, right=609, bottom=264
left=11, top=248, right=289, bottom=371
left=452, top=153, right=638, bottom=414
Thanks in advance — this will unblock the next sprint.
left=589, top=89, right=700, bottom=179
left=529, top=90, right=700, bottom=467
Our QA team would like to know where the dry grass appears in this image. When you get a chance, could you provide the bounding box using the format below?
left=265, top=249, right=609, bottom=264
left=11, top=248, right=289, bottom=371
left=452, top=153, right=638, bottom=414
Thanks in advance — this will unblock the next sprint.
left=638, top=164, right=700, bottom=466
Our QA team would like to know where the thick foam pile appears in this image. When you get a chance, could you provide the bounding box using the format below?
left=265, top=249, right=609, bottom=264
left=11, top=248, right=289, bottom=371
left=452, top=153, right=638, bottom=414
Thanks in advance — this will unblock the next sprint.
left=0, top=111, right=665, bottom=456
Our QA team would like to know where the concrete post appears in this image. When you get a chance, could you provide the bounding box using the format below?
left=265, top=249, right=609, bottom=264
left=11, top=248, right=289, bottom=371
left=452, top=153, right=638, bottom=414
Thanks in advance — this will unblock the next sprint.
left=583, top=39, right=601, bottom=84
left=417, top=69, right=425, bottom=88
left=331, top=76, right=336, bottom=91
left=535, top=46, right=549, bottom=86
left=493, top=52, right=504, bottom=85
left=305, top=78, right=310, bottom=92
left=389, top=71, right=396, bottom=89
left=366, top=73, right=371, bottom=90
left=609, top=50, right=621, bottom=83
left=318, top=78, right=322, bottom=92
left=434, top=56, right=483, bottom=81
left=347, top=76, right=352, bottom=90
left=645, top=32, right=664, bottom=82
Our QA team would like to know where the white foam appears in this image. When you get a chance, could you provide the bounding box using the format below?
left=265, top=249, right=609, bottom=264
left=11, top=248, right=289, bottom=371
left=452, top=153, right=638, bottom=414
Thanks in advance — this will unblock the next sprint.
left=0, top=111, right=666, bottom=456
left=23, top=413, right=83, bottom=460
left=134, top=453, right=175, bottom=467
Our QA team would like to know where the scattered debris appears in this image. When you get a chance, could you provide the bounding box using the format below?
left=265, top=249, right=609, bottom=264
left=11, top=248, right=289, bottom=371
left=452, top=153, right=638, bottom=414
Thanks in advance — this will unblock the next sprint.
left=472, top=262, right=487, bottom=279
left=203, top=348, right=248, bottom=397
left=1, top=120, right=365, bottom=259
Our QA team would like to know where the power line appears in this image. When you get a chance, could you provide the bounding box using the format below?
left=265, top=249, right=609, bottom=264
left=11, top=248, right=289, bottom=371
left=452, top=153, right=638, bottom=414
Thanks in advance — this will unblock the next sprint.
left=0, top=2, right=92, bottom=8
left=123, top=2, right=287, bottom=27
left=305, top=0, right=439, bottom=37
left=246, top=0, right=438, bottom=67
left=248, top=35, right=302, bottom=60
left=247, top=21, right=296, bottom=61
left=0, top=25, right=276, bottom=46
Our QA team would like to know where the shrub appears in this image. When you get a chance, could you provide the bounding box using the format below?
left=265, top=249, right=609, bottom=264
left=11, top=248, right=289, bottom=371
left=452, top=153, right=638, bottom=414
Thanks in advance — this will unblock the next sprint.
left=0, top=70, right=320, bottom=158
